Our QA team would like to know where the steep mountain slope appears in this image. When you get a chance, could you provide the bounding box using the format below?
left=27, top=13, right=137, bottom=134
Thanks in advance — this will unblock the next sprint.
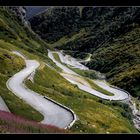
left=0, top=6, right=138, bottom=133
left=29, top=7, right=140, bottom=97
left=30, top=7, right=81, bottom=42
left=0, top=6, right=64, bottom=133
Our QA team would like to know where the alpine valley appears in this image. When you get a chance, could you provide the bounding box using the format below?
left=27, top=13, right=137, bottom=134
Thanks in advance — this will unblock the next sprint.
left=0, top=6, right=140, bottom=133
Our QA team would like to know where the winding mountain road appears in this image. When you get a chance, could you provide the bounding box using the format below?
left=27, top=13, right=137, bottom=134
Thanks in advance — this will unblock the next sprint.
left=6, top=51, right=76, bottom=129
left=48, top=50, right=129, bottom=101
left=5, top=49, right=131, bottom=130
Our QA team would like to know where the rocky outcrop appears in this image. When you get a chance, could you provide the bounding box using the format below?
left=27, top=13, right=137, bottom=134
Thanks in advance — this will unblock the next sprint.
left=7, top=6, right=29, bottom=26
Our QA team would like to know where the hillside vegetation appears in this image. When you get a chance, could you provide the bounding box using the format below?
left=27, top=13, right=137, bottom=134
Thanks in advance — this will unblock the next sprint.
left=29, top=7, right=140, bottom=97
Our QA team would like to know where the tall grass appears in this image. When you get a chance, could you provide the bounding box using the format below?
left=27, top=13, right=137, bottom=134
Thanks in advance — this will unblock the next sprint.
left=0, top=110, right=67, bottom=133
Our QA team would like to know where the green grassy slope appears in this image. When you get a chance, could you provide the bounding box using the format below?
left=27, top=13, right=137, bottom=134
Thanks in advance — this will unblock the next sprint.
left=26, top=64, right=137, bottom=133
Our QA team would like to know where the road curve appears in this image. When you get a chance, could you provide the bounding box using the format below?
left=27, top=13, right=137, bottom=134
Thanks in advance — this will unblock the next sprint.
left=6, top=51, right=76, bottom=129
left=48, top=51, right=78, bottom=75
left=48, top=50, right=129, bottom=101
left=57, top=51, right=89, bottom=70
left=78, top=54, right=92, bottom=63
